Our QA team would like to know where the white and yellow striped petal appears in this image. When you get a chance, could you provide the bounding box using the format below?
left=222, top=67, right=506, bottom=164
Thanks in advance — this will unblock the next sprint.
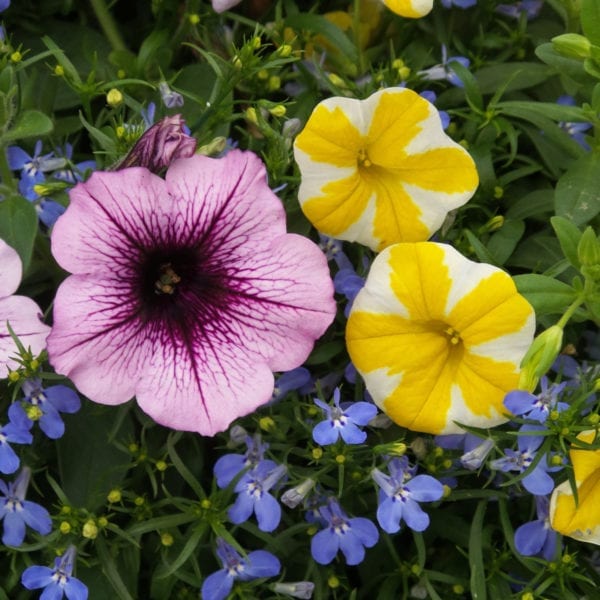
left=382, top=0, right=433, bottom=18
left=294, top=88, right=478, bottom=252
left=346, top=242, right=535, bottom=434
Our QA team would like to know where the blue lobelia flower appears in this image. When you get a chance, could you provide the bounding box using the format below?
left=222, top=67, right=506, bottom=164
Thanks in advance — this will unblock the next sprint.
left=556, top=96, right=592, bottom=150
left=0, top=0, right=9, bottom=12
left=514, top=495, right=559, bottom=561
left=158, top=81, right=184, bottom=109
left=9, top=378, right=81, bottom=440
left=419, top=90, right=450, bottom=130
left=504, top=376, right=569, bottom=423
left=371, top=457, right=444, bottom=534
left=16, top=174, right=66, bottom=228
left=318, top=234, right=353, bottom=271
left=228, top=463, right=287, bottom=532
left=0, top=407, right=33, bottom=475
left=441, top=0, right=477, bottom=8
left=53, top=143, right=96, bottom=184
left=201, top=537, right=280, bottom=600
left=7, top=140, right=67, bottom=183
left=312, top=388, right=377, bottom=446
left=213, top=433, right=276, bottom=489
left=418, top=45, right=470, bottom=88
left=271, top=367, right=313, bottom=403
left=0, top=467, right=52, bottom=546
left=310, top=498, right=379, bottom=565
left=496, top=0, right=543, bottom=20
left=21, top=545, right=88, bottom=600
left=490, top=425, right=558, bottom=495
left=334, top=266, right=365, bottom=317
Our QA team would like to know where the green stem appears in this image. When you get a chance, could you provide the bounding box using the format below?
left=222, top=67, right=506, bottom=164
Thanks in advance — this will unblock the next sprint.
left=0, top=143, right=16, bottom=192
left=556, top=294, right=586, bottom=329
left=89, top=0, right=128, bottom=53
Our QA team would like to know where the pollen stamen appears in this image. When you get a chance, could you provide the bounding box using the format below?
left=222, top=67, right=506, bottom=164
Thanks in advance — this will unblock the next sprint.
left=444, top=326, right=461, bottom=345
left=155, top=263, right=181, bottom=295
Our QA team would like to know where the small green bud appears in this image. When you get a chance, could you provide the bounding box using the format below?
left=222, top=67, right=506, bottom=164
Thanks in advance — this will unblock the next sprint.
left=578, top=226, right=600, bottom=267
left=552, top=34, right=592, bottom=59
left=519, top=325, right=564, bottom=391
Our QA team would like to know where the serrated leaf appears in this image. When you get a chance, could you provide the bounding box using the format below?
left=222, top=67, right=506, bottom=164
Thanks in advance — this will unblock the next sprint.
left=555, top=152, right=600, bottom=225
left=2, top=110, right=53, bottom=142
left=0, top=195, right=38, bottom=271
left=513, top=274, right=577, bottom=315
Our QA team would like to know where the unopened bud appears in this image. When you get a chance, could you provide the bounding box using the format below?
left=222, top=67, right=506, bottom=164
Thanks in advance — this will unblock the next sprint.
left=519, top=325, right=564, bottom=391
left=106, top=88, right=123, bottom=107
left=552, top=33, right=592, bottom=59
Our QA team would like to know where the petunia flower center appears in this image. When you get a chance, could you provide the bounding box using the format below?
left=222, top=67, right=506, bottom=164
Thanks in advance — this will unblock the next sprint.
left=154, top=262, right=181, bottom=295
left=443, top=326, right=462, bottom=346
left=357, top=147, right=373, bottom=168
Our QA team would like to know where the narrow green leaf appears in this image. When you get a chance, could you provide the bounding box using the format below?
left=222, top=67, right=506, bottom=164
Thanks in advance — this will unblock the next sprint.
left=464, top=230, right=498, bottom=265
left=535, top=43, right=591, bottom=85
left=79, top=111, right=117, bottom=154
left=469, top=500, right=488, bottom=600
left=496, top=100, right=589, bottom=123
left=555, top=152, right=600, bottom=225
left=449, top=61, right=483, bottom=112
left=551, top=216, right=582, bottom=268
left=95, top=536, right=135, bottom=600
left=476, top=62, right=552, bottom=94
left=582, top=0, right=600, bottom=47
left=487, top=219, right=525, bottom=265
left=0, top=195, right=38, bottom=272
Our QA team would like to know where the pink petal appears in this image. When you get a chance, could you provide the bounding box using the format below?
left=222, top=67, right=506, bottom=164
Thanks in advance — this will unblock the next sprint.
left=0, top=239, right=22, bottom=297
left=0, top=296, right=50, bottom=377
left=211, top=0, right=242, bottom=12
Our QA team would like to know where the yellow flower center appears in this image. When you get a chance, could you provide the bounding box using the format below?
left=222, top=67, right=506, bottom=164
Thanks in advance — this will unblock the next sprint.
left=443, top=326, right=462, bottom=346
left=357, top=147, right=372, bottom=168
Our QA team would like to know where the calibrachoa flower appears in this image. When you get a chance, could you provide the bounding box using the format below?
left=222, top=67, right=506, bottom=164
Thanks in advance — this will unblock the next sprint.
left=504, top=376, right=569, bottom=423
left=21, top=545, right=88, bottom=600
left=550, top=430, right=600, bottom=544
left=490, top=426, right=556, bottom=495
left=346, top=242, right=535, bottom=434
left=0, top=408, right=32, bottom=475
left=312, top=387, right=377, bottom=445
left=515, top=495, right=558, bottom=560
left=47, top=150, right=336, bottom=435
left=201, top=537, right=280, bottom=600
left=371, top=457, right=444, bottom=533
left=228, top=463, right=287, bottom=532
left=380, top=0, right=433, bottom=18
left=0, top=467, right=52, bottom=546
left=9, top=378, right=81, bottom=439
left=0, top=239, right=51, bottom=378
left=293, top=88, right=478, bottom=251
left=310, top=498, right=379, bottom=565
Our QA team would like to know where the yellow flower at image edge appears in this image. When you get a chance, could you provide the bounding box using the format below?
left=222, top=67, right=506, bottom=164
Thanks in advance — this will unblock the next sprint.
left=382, top=0, right=433, bottom=18
left=294, top=88, right=478, bottom=252
left=550, top=431, right=600, bottom=544
left=346, top=242, right=535, bottom=434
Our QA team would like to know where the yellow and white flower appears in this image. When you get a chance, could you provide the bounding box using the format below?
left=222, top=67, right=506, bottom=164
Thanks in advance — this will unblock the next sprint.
left=550, top=431, right=600, bottom=545
left=346, top=242, right=535, bottom=434
left=293, top=88, right=478, bottom=252
left=382, top=0, right=433, bottom=18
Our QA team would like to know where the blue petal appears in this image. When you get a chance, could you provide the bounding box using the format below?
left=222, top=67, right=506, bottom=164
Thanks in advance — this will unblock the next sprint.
left=64, top=577, right=89, bottom=600
left=3, top=511, right=26, bottom=546
left=21, top=565, right=54, bottom=589
left=40, top=583, right=64, bottom=600
left=0, top=442, right=20, bottom=474
left=45, top=386, right=81, bottom=413
left=402, top=499, right=430, bottom=532
left=503, top=390, right=536, bottom=415
left=338, top=531, right=366, bottom=565
left=348, top=517, right=379, bottom=547
left=39, top=405, right=66, bottom=439
left=406, top=475, right=444, bottom=502
left=38, top=200, right=66, bottom=228
left=228, top=492, right=255, bottom=525
left=377, top=497, right=403, bottom=534
left=345, top=401, right=378, bottom=425
left=339, top=422, right=366, bottom=445
left=310, top=529, right=339, bottom=565
left=201, top=569, right=233, bottom=600
left=254, top=493, right=281, bottom=532
left=514, top=520, right=546, bottom=556
left=213, top=454, right=246, bottom=488
left=6, top=146, right=31, bottom=170
left=243, top=550, right=281, bottom=579
left=312, top=420, right=340, bottom=445
left=522, top=467, right=554, bottom=496
left=21, top=500, right=52, bottom=535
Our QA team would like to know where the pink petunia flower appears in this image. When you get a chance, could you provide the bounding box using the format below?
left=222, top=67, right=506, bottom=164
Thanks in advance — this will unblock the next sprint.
left=47, top=150, right=336, bottom=435
left=0, top=240, right=51, bottom=378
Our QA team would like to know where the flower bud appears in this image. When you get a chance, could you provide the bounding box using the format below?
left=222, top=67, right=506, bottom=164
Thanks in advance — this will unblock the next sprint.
left=552, top=33, right=592, bottom=59
left=518, top=325, right=564, bottom=391
left=273, top=581, right=315, bottom=599
left=106, top=88, right=123, bottom=107
left=281, top=478, right=315, bottom=509
left=578, top=227, right=600, bottom=280
left=115, top=115, right=197, bottom=174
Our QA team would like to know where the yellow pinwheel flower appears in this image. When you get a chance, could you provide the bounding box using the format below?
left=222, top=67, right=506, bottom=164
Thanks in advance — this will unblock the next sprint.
left=382, top=0, right=433, bottom=18
left=550, top=431, right=600, bottom=545
left=346, top=242, right=535, bottom=434
left=293, top=88, right=478, bottom=252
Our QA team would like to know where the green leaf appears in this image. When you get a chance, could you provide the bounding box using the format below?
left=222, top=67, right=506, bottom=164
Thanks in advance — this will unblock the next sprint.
left=486, top=219, right=525, bottom=265
left=495, top=100, right=589, bottom=123
left=475, top=63, right=552, bottom=94
left=555, top=152, right=600, bottom=225
left=551, top=216, right=582, bottom=268
left=469, top=500, right=488, bottom=600
left=57, top=402, right=133, bottom=510
left=2, top=110, right=53, bottom=143
left=505, top=189, right=554, bottom=220
left=582, top=0, right=600, bottom=46
left=0, top=195, right=38, bottom=272
left=535, top=43, right=592, bottom=85
left=513, top=274, right=578, bottom=315
left=464, top=230, right=498, bottom=265
left=450, top=61, right=483, bottom=112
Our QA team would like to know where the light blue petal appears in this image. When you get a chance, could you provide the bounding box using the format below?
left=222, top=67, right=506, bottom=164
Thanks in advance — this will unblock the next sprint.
left=45, top=386, right=81, bottom=413
left=523, top=467, right=554, bottom=496
left=228, top=492, right=254, bottom=525
left=344, top=402, right=377, bottom=425
left=402, top=499, right=430, bottom=532
left=339, top=422, right=366, bottom=445
left=338, top=531, right=366, bottom=565
left=21, top=565, right=54, bottom=589
left=243, top=550, right=281, bottom=579
left=376, top=498, right=402, bottom=534
left=312, top=420, right=339, bottom=446
left=213, top=454, right=245, bottom=488
left=406, top=475, right=444, bottom=502
left=6, top=146, right=30, bottom=170
left=3, top=512, right=26, bottom=546
left=201, top=570, right=233, bottom=600
left=310, top=529, right=339, bottom=565
left=0, top=442, right=20, bottom=474
left=514, top=520, right=546, bottom=556
left=40, top=583, right=64, bottom=600
left=254, top=494, right=281, bottom=532
left=65, top=577, right=89, bottom=600
left=348, top=517, right=379, bottom=547
left=22, top=500, right=52, bottom=535
left=39, top=406, right=65, bottom=439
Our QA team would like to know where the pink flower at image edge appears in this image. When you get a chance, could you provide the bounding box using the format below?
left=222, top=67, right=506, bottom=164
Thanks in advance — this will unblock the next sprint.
left=47, top=150, right=336, bottom=436
left=0, top=240, right=51, bottom=377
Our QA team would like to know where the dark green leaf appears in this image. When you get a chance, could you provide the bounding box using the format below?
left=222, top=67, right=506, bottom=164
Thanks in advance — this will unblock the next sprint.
left=2, top=110, right=53, bottom=142
left=487, top=219, right=525, bottom=265
left=535, top=43, right=592, bottom=85
left=475, top=63, right=552, bottom=94
left=0, top=195, right=38, bottom=272
left=555, top=152, right=600, bottom=225
left=469, top=500, right=488, bottom=600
